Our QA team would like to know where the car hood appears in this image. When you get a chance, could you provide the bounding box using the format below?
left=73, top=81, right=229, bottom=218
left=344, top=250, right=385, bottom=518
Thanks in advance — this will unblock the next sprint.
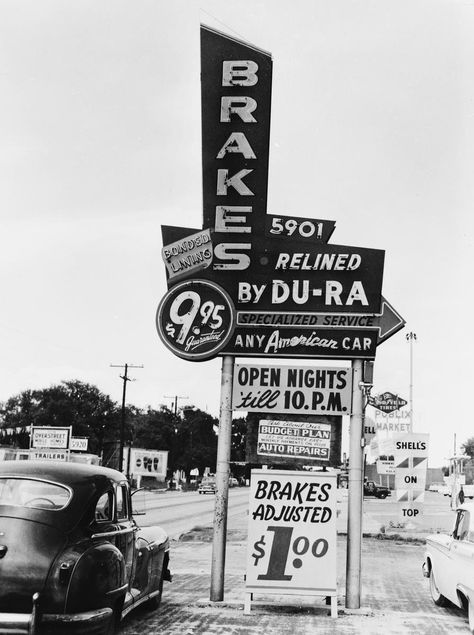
left=0, top=516, right=67, bottom=612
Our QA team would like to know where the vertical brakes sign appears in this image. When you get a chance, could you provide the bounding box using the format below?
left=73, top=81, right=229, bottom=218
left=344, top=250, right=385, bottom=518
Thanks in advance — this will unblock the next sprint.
left=201, top=25, right=272, bottom=241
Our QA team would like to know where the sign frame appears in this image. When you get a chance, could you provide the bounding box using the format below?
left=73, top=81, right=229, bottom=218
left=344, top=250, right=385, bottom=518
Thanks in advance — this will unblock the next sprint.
left=232, top=363, right=352, bottom=415
left=156, top=279, right=236, bottom=361
left=245, top=469, right=337, bottom=615
left=30, top=426, right=72, bottom=450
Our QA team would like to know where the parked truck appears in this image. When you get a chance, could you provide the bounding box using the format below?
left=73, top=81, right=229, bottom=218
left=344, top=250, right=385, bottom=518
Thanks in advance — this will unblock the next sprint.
left=363, top=480, right=391, bottom=499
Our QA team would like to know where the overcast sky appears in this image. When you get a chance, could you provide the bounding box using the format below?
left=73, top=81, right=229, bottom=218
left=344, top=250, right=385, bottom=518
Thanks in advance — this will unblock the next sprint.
left=1, top=0, right=473, bottom=467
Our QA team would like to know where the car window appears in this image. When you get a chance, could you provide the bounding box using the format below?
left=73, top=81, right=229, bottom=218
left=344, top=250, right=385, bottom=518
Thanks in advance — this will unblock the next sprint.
left=0, top=477, right=71, bottom=510
left=457, top=511, right=470, bottom=541
left=95, top=491, right=114, bottom=522
left=453, top=510, right=470, bottom=541
left=116, top=484, right=129, bottom=520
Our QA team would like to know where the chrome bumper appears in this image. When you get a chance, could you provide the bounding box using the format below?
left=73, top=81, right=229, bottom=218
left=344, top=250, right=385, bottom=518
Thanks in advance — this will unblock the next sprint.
left=0, top=592, right=39, bottom=634
left=0, top=592, right=112, bottom=634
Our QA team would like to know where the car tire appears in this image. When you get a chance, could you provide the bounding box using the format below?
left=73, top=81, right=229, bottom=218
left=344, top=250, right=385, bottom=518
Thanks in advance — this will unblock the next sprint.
left=429, top=568, right=448, bottom=607
left=104, top=599, right=123, bottom=635
left=146, top=571, right=164, bottom=611
left=379, top=493, right=387, bottom=499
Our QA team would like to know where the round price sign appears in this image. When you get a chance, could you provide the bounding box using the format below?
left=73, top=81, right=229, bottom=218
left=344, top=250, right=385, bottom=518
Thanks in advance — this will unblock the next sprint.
left=156, top=279, right=236, bottom=361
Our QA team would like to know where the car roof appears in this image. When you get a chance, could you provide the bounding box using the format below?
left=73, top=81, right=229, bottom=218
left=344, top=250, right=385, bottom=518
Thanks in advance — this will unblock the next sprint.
left=0, top=460, right=126, bottom=485
left=0, top=461, right=128, bottom=532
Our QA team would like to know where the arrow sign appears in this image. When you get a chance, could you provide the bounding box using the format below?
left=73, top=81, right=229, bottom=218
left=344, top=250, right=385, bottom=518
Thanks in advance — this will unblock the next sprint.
left=374, top=297, right=405, bottom=344
left=234, top=295, right=403, bottom=345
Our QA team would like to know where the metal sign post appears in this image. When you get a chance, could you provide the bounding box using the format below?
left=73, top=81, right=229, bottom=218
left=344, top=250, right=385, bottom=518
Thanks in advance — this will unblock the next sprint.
left=210, top=355, right=235, bottom=601
left=345, top=358, right=364, bottom=608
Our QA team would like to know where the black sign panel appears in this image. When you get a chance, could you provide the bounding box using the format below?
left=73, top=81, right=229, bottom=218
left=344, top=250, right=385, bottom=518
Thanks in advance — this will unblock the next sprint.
left=201, top=25, right=272, bottom=239
left=222, top=326, right=377, bottom=359
left=162, top=226, right=385, bottom=315
left=156, top=279, right=236, bottom=361
left=265, top=214, right=336, bottom=244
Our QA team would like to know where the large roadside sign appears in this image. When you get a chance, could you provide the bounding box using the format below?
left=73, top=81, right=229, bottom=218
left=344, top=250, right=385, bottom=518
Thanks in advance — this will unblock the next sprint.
left=164, top=230, right=385, bottom=316
left=155, top=26, right=397, bottom=362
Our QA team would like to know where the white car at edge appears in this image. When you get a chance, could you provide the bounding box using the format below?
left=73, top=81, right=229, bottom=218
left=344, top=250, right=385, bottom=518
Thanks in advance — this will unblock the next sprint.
left=423, top=502, right=474, bottom=632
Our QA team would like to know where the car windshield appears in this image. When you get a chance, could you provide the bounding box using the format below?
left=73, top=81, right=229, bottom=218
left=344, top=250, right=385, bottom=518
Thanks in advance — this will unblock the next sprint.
left=0, top=477, right=71, bottom=510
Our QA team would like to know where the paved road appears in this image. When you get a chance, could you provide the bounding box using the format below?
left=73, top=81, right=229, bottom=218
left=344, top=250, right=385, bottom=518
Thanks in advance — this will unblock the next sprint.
left=118, top=490, right=470, bottom=634
left=137, top=487, right=250, bottom=539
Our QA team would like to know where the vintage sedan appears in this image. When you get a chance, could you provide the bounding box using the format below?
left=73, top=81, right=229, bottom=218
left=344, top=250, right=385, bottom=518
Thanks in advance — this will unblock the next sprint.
left=0, top=461, right=171, bottom=634
left=423, top=503, right=474, bottom=633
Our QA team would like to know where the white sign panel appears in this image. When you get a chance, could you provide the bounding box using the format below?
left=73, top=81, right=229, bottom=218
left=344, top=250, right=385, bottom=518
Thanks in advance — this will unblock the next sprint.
left=70, top=437, right=88, bottom=452
left=31, top=450, right=68, bottom=462
left=393, top=433, right=429, bottom=522
left=246, top=470, right=337, bottom=597
left=161, top=229, right=212, bottom=280
left=125, top=448, right=169, bottom=479
left=377, top=459, right=395, bottom=475
left=233, top=364, right=352, bottom=415
left=30, top=426, right=71, bottom=449
left=373, top=408, right=412, bottom=434
left=257, top=420, right=331, bottom=461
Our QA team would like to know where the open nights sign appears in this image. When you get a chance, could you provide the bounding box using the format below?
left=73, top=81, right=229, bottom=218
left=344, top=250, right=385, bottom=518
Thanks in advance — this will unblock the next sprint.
left=232, top=364, right=352, bottom=415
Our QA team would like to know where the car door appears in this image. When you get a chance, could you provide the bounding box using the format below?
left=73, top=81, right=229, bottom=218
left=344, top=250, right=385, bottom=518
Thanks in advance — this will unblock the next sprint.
left=114, top=482, right=137, bottom=589
left=438, top=510, right=469, bottom=604
left=92, top=484, right=136, bottom=593
left=450, top=510, right=474, bottom=601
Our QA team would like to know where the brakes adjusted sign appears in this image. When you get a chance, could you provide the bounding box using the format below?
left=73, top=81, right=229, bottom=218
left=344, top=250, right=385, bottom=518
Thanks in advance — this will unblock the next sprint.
left=232, top=364, right=352, bottom=415
left=246, top=469, right=337, bottom=598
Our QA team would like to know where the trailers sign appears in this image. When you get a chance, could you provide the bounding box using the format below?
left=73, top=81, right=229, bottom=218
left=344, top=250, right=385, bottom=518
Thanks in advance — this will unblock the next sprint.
left=232, top=364, right=352, bottom=415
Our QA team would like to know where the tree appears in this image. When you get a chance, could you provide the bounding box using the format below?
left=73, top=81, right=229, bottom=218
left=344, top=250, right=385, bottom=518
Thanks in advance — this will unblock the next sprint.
left=461, top=437, right=474, bottom=459
left=132, top=405, right=178, bottom=472
left=174, top=407, right=218, bottom=476
left=0, top=381, right=120, bottom=455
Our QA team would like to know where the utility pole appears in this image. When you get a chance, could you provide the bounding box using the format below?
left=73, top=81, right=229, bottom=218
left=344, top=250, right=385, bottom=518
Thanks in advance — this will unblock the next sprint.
left=164, top=395, right=189, bottom=417
left=406, top=332, right=417, bottom=431
left=346, top=358, right=369, bottom=609
left=110, top=363, right=143, bottom=476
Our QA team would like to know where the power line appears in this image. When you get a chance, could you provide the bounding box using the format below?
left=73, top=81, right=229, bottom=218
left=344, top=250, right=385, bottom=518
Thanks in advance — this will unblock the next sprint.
left=110, top=363, right=143, bottom=477
left=164, top=395, right=189, bottom=417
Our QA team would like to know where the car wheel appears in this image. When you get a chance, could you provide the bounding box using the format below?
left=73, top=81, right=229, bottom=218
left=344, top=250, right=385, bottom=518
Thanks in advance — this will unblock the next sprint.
left=379, top=493, right=387, bottom=499
left=429, top=568, right=447, bottom=606
left=146, top=571, right=164, bottom=611
left=104, top=600, right=123, bottom=635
